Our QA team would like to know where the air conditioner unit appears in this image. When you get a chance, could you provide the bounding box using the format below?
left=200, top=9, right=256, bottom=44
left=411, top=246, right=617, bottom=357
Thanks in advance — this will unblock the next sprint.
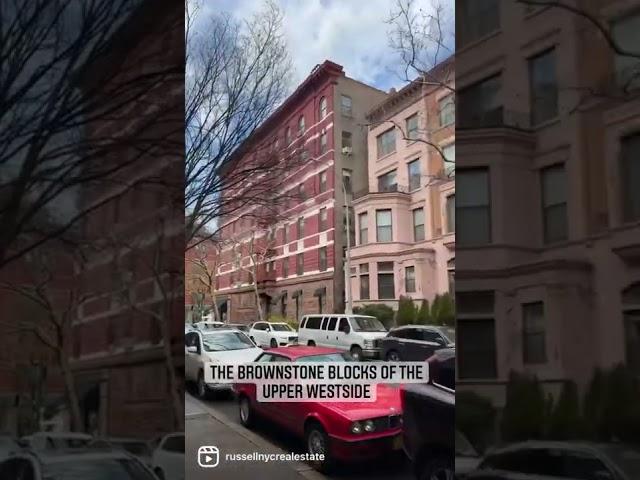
left=342, top=147, right=352, bottom=155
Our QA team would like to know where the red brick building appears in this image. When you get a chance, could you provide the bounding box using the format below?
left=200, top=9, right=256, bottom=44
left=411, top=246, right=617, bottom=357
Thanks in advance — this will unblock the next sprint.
left=197, top=61, right=387, bottom=323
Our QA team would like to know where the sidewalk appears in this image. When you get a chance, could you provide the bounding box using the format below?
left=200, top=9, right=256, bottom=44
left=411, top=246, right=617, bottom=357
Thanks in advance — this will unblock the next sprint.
left=185, top=395, right=326, bottom=480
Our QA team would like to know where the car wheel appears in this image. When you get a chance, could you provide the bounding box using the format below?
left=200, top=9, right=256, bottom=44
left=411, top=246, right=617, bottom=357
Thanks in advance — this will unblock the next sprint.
left=238, top=395, right=254, bottom=428
left=350, top=345, right=363, bottom=361
left=197, top=370, right=211, bottom=400
left=270, top=338, right=278, bottom=348
left=307, top=340, right=316, bottom=347
left=386, top=350, right=401, bottom=361
left=305, top=422, right=333, bottom=473
left=154, top=468, right=165, bottom=480
left=419, top=456, right=454, bottom=480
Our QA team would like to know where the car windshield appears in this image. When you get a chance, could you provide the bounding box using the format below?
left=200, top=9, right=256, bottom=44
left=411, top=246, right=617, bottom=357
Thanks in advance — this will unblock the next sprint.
left=351, top=316, right=386, bottom=332
left=270, top=324, right=293, bottom=332
left=296, top=353, right=353, bottom=362
left=47, top=438, right=91, bottom=449
left=44, top=458, right=156, bottom=480
left=455, top=430, right=477, bottom=457
left=437, top=327, right=455, bottom=343
left=601, top=445, right=640, bottom=476
left=202, top=331, right=255, bottom=351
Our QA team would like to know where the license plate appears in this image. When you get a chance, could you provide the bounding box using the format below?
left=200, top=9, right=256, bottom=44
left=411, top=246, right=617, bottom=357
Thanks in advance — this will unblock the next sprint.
left=392, top=436, right=403, bottom=450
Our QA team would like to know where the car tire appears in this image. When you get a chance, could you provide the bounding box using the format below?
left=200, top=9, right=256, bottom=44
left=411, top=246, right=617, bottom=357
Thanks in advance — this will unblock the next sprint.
left=386, top=350, right=401, bottom=361
left=197, top=370, right=211, bottom=400
left=154, top=468, right=165, bottom=480
left=238, top=395, right=254, bottom=428
left=270, top=338, right=278, bottom=348
left=418, top=455, right=453, bottom=480
left=305, top=422, right=334, bottom=473
left=350, top=345, right=363, bottom=361
left=307, top=340, right=316, bottom=347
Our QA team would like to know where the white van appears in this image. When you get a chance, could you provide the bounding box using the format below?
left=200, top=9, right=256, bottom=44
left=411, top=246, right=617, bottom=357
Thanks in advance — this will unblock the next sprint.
left=297, top=314, right=388, bottom=360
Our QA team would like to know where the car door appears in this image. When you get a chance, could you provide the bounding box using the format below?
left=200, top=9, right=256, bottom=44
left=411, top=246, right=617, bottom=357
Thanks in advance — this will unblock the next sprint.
left=417, top=329, right=446, bottom=360
left=250, top=353, right=277, bottom=416
left=157, top=434, right=185, bottom=480
left=185, top=332, right=200, bottom=381
left=336, top=317, right=355, bottom=352
left=323, top=316, right=339, bottom=348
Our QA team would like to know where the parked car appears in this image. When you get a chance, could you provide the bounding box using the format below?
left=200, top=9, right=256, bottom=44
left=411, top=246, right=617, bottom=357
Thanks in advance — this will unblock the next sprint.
left=297, top=314, right=388, bottom=360
left=89, top=437, right=152, bottom=467
left=0, top=449, right=157, bottom=479
left=402, top=348, right=467, bottom=480
left=248, top=321, right=298, bottom=348
left=192, top=320, right=225, bottom=331
left=233, top=346, right=403, bottom=473
left=0, top=435, right=19, bottom=461
left=150, top=432, right=184, bottom=480
left=185, top=328, right=263, bottom=399
left=467, top=441, right=640, bottom=480
left=381, top=324, right=455, bottom=361
left=223, top=323, right=251, bottom=333
left=20, top=432, right=93, bottom=450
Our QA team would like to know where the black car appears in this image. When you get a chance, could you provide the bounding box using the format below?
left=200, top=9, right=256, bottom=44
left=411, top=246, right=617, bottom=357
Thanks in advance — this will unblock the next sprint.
left=381, top=324, right=455, bottom=361
left=401, top=348, right=456, bottom=480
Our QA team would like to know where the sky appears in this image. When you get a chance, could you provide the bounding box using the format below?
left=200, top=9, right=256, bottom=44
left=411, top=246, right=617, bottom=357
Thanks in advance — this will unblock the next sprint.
left=205, top=0, right=454, bottom=91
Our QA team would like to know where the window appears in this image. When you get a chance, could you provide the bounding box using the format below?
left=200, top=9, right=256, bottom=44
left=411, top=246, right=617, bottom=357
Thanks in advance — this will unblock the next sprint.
left=439, top=95, right=455, bottom=127
left=298, top=115, right=305, bottom=135
left=319, top=247, right=327, bottom=271
left=377, top=128, right=396, bottom=158
left=447, top=258, right=455, bottom=293
left=341, top=131, right=352, bottom=150
left=285, top=127, right=292, bottom=145
left=298, top=183, right=306, bottom=201
left=622, top=284, right=640, bottom=375
left=319, top=170, right=327, bottom=193
left=443, top=144, right=455, bottom=176
left=406, top=114, right=419, bottom=139
left=376, top=209, right=393, bottom=242
left=405, top=266, right=416, bottom=293
left=529, top=49, right=558, bottom=125
left=360, top=263, right=369, bottom=274
left=297, top=216, right=305, bottom=239
left=327, top=317, right=338, bottom=331
left=305, top=316, right=322, bottom=329
left=408, top=159, right=421, bottom=191
left=283, top=224, right=288, bottom=244
left=377, top=262, right=395, bottom=299
left=459, top=74, right=502, bottom=129
left=621, top=134, right=640, bottom=222
left=612, top=15, right=640, bottom=90
left=358, top=212, right=368, bottom=245
left=300, top=148, right=308, bottom=161
left=320, top=131, right=327, bottom=154
left=457, top=169, right=491, bottom=245
left=344, top=206, right=355, bottom=247
left=341, top=94, right=352, bottom=116
left=319, top=97, right=327, bottom=119
left=283, top=258, right=289, bottom=277
left=377, top=169, right=397, bottom=192
left=523, top=302, right=546, bottom=364
left=457, top=291, right=497, bottom=379
left=360, top=273, right=370, bottom=300
left=342, top=169, right=352, bottom=194
left=541, top=164, right=568, bottom=243
left=319, top=207, right=328, bottom=231
left=296, top=253, right=304, bottom=275
left=413, top=208, right=425, bottom=241
left=446, top=194, right=455, bottom=233
left=459, top=0, right=500, bottom=47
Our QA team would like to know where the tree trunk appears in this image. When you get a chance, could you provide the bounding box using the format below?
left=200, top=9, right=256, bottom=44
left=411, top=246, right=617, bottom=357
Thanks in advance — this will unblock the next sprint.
left=252, top=272, right=264, bottom=322
left=59, top=353, right=83, bottom=432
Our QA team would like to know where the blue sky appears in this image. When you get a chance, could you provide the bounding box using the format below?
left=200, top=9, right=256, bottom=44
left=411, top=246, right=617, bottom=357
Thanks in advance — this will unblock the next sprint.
left=206, top=0, right=454, bottom=91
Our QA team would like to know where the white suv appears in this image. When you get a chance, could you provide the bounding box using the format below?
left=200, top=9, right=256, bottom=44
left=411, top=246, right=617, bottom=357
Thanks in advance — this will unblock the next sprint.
left=297, top=314, right=388, bottom=360
left=248, top=322, right=298, bottom=348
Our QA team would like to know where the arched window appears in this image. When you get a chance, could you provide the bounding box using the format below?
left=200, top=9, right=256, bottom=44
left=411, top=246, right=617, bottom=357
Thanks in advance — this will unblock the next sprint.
left=285, top=127, right=292, bottom=145
left=319, top=97, right=327, bottom=119
left=298, top=115, right=305, bottom=135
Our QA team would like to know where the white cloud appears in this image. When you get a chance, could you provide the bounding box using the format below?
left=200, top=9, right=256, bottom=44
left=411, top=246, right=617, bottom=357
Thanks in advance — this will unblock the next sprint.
left=206, top=0, right=454, bottom=91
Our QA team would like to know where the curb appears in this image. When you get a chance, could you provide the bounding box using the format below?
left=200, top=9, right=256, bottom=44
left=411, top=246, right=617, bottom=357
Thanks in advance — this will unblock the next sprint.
left=187, top=395, right=328, bottom=480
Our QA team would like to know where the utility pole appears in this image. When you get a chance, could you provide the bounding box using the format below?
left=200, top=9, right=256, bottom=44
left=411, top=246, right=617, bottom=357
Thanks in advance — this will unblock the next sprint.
left=342, top=172, right=353, bottom=314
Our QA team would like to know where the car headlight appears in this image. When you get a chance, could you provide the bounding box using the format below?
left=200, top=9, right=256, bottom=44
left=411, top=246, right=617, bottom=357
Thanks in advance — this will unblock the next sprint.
left=350, top=421, right=363, bottom=434
left=363, top=420, right=376, bottom=432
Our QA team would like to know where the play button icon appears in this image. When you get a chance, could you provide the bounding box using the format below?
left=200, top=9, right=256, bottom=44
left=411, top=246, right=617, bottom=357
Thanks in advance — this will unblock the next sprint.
left=197, top=446, right=220, bottom=468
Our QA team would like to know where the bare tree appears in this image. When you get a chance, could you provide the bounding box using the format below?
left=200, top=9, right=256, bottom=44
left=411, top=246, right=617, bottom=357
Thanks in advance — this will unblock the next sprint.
left=0, top=0, right=181, bottom=269
left=187, top=238, right=223, bottom=323
left=185, top=0, right=317, bottom=247
left=0, top=247, right=92, bottom=431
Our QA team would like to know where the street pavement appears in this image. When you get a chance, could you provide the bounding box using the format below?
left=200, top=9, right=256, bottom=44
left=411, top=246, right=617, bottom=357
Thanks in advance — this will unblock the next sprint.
left=185, top=391, right=413, bottom=480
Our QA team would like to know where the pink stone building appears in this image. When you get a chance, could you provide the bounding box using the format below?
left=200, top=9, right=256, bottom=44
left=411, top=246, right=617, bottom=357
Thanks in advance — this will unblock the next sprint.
left=456, top=0, right=640, bottom=409
left=349, top=58, right=455, bottom=311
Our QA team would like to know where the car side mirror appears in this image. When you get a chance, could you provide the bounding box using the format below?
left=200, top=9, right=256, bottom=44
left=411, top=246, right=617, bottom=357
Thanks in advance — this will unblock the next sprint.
left=186, top=346, right=198, bottom=354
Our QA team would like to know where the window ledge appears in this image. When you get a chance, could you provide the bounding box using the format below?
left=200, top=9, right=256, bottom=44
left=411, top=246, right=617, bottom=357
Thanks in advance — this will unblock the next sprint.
left=457, top=29, right=503, bottom=56
left=531, top=116, right=560, bottom=132
left=376, top=151, right=397, bottom=162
